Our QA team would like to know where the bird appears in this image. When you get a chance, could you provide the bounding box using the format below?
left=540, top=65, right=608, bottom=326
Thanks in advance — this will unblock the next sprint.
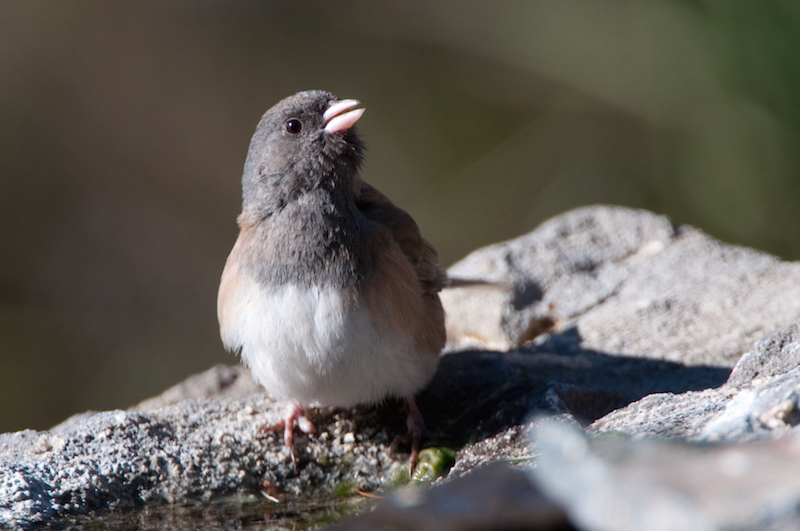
left=217, top=90, right=446, bottom=471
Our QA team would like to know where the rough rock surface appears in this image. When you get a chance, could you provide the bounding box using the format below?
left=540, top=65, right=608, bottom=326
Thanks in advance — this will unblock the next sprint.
left=3, top=205, right=800, bottom=530
left=532, top=420, right=800, bottom=531
left=442, top=205, right=800, bottom=366
left=0, top=389, right=408, bottom=529
left=590, top=323, right=800, bottom=442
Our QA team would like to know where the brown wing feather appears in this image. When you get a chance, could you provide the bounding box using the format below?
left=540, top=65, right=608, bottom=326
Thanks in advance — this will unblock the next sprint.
left=356, top=181, right=446, bottom=295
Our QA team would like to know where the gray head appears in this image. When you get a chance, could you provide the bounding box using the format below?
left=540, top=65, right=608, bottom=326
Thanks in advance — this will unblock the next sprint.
left=240, top=90, right=366, bottom=222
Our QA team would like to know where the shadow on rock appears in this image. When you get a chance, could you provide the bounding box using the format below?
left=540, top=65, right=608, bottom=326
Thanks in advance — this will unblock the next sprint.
left=417, top=327, right=731, bottom=442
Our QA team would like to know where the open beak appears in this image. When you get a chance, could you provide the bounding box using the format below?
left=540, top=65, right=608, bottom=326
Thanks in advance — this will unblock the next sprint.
left=323, top=99, right=365, bottom=134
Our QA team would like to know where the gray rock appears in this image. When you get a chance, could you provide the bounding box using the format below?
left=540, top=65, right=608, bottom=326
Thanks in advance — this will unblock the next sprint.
left=531, top=420, right=800, bottom=531
left=446, top=422, right=541, bottom=480
left=700, top=368, right=800, bottom=443
left=132, top=364, right=264, bottom=411
left=0, top=397, right=408, bottom=529
left=726, top=323, right=800, bottom=387
left=4, top=205, right=800, bottom=529
left=588, top=388, right=736, bottom=440
left=442, top=206, right=800, bottom=367
left=330, top=461, right=571, bottom=531
left=0, top=349, right=578, bottom=529
left=591, top=322, right=800, bottom=442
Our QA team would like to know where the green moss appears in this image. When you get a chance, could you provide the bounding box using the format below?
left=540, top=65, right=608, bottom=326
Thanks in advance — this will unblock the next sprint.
left=389, top=462, right=411, bottom=487
left=332, top=479, right=359, bottom=499
left=505, top=455, right=536, bottom=463
left=410, top=447, right=457, bottom=484
left=596, top=430, right=631, bottom=439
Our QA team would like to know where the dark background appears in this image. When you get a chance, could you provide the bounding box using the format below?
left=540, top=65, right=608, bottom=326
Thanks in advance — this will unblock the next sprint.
left=2, top=1, right=799, bottom=433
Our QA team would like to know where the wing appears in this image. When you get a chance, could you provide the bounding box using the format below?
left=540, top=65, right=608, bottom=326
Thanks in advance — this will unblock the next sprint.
left=355, top=181, right=446, bottom=295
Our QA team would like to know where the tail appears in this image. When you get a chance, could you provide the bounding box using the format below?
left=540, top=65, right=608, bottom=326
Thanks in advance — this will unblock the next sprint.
left=443, top=277, right=514, bottom=291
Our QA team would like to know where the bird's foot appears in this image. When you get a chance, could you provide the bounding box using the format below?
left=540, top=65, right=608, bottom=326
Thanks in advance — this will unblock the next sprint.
left=261, top=402, right=315, bottom=468
left=390, top=396, right=425, bottom=475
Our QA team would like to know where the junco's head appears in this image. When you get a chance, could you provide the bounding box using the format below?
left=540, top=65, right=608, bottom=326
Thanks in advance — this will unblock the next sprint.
left=240, top=90, right=366, bottom=222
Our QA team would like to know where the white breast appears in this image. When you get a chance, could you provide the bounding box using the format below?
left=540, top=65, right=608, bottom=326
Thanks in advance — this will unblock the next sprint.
left=220, top=277, right=437, bottom=407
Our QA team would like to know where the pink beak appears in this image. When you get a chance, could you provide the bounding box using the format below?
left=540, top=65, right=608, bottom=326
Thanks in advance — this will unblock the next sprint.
left=323, top=99, right=365, bottom=134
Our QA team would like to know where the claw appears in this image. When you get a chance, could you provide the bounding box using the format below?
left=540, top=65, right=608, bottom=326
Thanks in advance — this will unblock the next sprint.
left=261, top=402, right=315, bottom=469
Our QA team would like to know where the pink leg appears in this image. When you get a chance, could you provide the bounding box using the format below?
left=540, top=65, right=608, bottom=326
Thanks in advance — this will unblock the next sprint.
left=391, top=396, right=426, bottom=474
left=262, top=401, right=315, bottom=468
left=406, top=396, right=425, bottom=473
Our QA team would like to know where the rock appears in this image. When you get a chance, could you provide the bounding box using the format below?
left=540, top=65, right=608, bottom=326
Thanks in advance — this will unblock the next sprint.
left=446, top=422, right=539, bottom=480
left=591, top=322, right=800, bottom=442
left=588, top=388, right=735, bottom=439
left=726, top=323, right=800, bottom=387
left=329, top=461, right=571, bottom=531
left=700, top=368, right=800, bottom=442
left=442, top=206, right=800, bottom=367
left=0, top=396, right=409, bottom=530
left=0, top=348, right=579, bottom=528
left=4, top=205, right=800, bottom=529
left=443, top=206, right=676, bottom=350
left=131, top=364, right=264, bottom=411
left=531, top=419, right=800, bottom=531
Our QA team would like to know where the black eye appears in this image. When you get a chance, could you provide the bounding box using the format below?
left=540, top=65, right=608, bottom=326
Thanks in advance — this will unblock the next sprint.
left=286, top=119, right=302, bottom=134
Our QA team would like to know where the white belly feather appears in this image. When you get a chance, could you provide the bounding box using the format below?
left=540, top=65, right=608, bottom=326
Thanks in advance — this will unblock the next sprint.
left=221, top=278, right=436, bottom=407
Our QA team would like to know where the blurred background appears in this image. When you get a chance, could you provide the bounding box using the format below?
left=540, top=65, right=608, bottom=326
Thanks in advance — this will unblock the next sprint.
left=1, top=1, right=799, bottom=433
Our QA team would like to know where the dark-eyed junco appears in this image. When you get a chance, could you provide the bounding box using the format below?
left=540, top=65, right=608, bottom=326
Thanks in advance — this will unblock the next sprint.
left=217, top=90, right=445, bottom=470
